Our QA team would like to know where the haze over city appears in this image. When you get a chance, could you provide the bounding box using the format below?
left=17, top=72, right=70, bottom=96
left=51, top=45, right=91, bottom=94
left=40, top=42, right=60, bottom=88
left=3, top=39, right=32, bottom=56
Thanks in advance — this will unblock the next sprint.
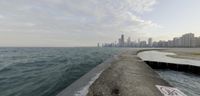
left=0, top=0, right=200, bottom=47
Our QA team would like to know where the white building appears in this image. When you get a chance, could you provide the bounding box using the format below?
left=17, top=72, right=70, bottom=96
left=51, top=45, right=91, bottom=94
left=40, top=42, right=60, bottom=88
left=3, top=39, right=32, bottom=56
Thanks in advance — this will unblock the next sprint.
left=195, top=37, right=200, bottom=47
left=181, top=33, right=195, bottom=47
left=173, top=37, right=182, bottom=47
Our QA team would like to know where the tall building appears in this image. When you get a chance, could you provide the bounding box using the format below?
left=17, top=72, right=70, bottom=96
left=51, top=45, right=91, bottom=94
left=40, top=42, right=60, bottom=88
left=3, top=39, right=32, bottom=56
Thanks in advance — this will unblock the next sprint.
left=121, top=34, right=125, bottom=45
left=152, top=41, right=158, bottom=47
left=103, top=33, right=199, bottom=48
left=121, top=34, right=125, bottom=47
left=140, top=41, right=147, bottom=47
left=118, top=34, right=125, bottom=47
left=127, top=37, right=131, bottom=47
left=195, top=37, right=200, bottom=47
left=148, top=38, right=153, bottom=47
left=181, top=33, right=195, bottom=47
left=167, top=40, right=173, bottom=47
left=173, top=37, right=181, bottom=47
left=118, top=38, right=121, bottom=47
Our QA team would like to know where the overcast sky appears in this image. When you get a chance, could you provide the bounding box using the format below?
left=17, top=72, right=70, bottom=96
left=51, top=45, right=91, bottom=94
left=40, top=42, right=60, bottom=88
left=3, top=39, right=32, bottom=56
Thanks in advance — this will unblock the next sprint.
left=0, top=0, right=200, bottom=47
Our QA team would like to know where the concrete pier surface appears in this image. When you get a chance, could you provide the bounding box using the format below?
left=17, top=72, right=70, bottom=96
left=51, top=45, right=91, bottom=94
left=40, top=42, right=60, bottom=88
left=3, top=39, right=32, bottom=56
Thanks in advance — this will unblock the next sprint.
left=56, top=48, right=192, bottom=96
left=87, top=49, right=174, bottom=96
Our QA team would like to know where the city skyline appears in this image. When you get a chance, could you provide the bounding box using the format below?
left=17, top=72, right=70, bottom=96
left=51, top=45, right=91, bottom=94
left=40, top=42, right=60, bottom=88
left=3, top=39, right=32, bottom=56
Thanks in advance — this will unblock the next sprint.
left=103, top=33, right=200, bottom=48
left=0, top=0, right=200, bottom=47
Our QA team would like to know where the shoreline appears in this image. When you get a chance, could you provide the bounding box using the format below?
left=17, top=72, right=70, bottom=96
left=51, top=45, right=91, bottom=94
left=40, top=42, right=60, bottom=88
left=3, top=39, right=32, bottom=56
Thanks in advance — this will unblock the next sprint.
left=164, top=48, right=200, bottom=60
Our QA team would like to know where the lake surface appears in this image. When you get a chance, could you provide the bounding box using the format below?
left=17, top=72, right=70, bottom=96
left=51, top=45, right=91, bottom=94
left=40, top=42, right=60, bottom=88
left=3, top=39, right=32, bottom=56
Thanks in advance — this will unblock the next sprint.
left=138, top=50, right=200, bottom=96
left=0, top=47, right=120, bottom=96
left=156, top=70, right=200, bottom=96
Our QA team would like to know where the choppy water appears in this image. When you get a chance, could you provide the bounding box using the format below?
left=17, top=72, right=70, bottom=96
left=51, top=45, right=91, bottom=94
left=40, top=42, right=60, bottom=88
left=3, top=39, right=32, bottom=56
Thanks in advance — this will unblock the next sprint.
left=156, top=70, right=200, bottom=96
left=0, top=47, right=120, bottom=96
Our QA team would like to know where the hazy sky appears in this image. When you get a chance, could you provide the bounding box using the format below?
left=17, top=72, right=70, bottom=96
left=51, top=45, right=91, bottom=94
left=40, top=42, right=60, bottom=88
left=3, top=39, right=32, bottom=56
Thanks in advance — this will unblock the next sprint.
left=0, top=0, right=200, bottom=47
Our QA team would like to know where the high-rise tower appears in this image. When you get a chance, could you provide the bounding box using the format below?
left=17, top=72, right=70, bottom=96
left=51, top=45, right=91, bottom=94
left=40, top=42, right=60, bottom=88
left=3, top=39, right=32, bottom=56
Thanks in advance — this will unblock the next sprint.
left=120, top=34, right=125, bottom=47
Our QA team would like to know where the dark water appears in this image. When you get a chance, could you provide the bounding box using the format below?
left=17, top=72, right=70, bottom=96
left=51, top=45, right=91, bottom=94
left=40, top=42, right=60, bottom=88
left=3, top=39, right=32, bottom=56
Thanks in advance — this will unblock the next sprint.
left=156, top=70, right=200, bottom=96
left=0, top=47, right=120, bottom=96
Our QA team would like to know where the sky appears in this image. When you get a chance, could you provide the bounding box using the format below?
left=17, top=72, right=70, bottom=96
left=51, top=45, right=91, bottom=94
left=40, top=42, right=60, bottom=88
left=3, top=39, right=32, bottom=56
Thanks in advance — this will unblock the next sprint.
left=0, top=0, right=200, bottom=47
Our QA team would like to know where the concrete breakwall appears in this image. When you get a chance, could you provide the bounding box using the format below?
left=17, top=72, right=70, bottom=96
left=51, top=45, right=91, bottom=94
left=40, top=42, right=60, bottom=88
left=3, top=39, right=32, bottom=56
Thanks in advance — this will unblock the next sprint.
left=87, top=50, right=177, bottom=96
left=138, top=50, right=200, bottom=75
left=57, top=49, right=188, bottom=96
left=145, top=61, right=200, bottom=75
left=56, top=51, right=121, bottom=96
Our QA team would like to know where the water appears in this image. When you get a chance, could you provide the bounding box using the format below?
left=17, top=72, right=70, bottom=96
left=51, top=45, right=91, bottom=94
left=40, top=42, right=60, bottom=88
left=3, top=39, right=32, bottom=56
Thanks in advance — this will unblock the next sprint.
left=0, top=47, right=120, bottom=96
left=156, top=70, right=200, bottom=96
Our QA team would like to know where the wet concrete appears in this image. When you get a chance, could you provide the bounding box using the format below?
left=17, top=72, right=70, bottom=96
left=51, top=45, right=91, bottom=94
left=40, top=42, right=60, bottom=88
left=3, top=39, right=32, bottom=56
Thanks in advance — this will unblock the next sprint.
left=87, top=50, right=171, bottom=96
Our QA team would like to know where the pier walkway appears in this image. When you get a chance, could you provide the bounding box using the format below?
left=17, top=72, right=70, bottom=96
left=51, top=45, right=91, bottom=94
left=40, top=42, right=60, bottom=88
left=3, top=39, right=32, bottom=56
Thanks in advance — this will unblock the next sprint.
left=87, top=50, right=175, bottom=96
left=57, top=49, right=187, bottom=96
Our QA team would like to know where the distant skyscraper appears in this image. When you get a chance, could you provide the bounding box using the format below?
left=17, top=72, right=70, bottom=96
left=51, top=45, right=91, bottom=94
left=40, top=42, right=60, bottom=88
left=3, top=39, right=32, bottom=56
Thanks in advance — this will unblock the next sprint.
left=148, top=38, right=152, bottom=47
left=118, top=34, right=125, bottom=47
left=121, top=34, right=124, bottom=45
left=103, top=33, right=199, bottom=48
left=127, top=37, right=131, bottom=47
left=118, top=38, right=121, bottom=47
